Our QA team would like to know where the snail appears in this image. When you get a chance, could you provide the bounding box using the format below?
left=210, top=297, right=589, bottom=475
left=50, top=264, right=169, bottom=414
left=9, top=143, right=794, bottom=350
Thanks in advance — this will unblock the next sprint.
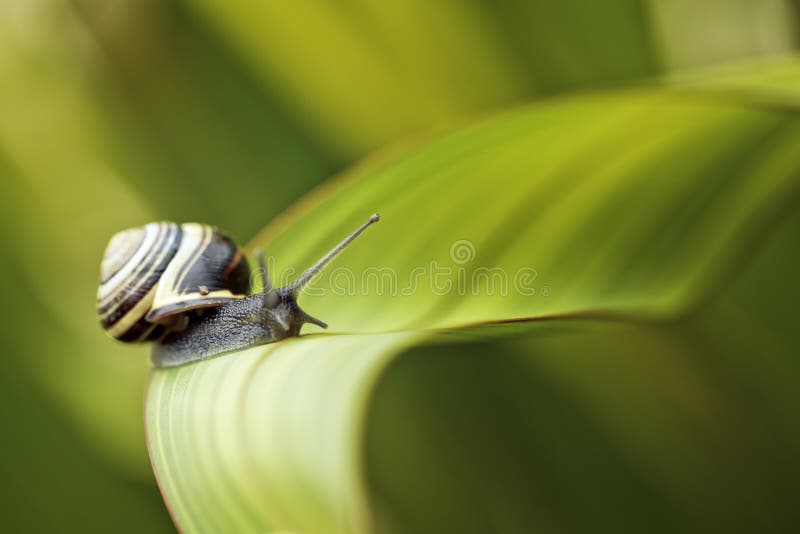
left=98, top=214, right=380, bottom=367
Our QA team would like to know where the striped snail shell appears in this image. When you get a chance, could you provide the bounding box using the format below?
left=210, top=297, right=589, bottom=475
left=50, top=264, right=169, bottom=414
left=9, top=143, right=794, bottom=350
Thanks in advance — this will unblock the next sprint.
left=98, top=215, right=381, bottom=368
left=98, top=222, right=250, bottom=342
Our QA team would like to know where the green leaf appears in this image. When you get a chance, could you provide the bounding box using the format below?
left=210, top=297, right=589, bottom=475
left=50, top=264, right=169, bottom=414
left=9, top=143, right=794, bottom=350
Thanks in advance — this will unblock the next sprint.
left=146, top=73, right=800, bottom=532
left=253, top=88, right=798, bottom=332
left=182, top=0, right=662, bottom=154
left=365, top=207, right=800, bottom=533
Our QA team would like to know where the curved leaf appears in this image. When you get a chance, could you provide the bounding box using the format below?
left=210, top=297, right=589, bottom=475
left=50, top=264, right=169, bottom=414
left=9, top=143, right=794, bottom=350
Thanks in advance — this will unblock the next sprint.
left=252, top=89, right=798, bottom=333
left=147, top=75, right=800, bottom=532
left=365, top=208, right=800, bottom=534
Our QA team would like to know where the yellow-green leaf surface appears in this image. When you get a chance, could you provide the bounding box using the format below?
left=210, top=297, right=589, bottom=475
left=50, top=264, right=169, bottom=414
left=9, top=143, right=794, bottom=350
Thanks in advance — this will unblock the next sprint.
left=183, top=0, right=660, bottom=155
left=147, top=76, right=800, bottom=533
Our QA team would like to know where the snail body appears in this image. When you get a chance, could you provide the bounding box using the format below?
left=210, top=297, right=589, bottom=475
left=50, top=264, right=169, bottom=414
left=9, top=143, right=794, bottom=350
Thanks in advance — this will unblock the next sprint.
left=152, top=289, right=318, bottom=367
left=98, top=215, right=380, bottom=367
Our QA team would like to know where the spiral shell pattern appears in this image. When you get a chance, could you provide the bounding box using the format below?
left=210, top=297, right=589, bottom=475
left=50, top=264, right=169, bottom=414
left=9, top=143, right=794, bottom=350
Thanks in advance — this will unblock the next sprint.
left=98, top=222, right=251, bottom=342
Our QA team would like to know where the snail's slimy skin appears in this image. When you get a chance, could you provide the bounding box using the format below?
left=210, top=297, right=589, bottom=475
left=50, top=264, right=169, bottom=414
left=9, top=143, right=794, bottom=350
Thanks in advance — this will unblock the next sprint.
left=152, top=289, right=325, bottom=368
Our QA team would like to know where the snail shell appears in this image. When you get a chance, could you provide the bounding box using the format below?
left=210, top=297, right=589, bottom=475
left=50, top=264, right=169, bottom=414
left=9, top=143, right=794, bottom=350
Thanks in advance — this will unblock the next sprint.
left=97, top=222, right=250, bottom=342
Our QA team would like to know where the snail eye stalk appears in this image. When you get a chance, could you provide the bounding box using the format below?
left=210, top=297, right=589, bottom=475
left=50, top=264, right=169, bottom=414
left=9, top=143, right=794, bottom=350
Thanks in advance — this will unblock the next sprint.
left=283, top=214, right=380, bottom=297
left=255, top=248, right=279, bottom=308
left=255, top=248, right=272, bottom=294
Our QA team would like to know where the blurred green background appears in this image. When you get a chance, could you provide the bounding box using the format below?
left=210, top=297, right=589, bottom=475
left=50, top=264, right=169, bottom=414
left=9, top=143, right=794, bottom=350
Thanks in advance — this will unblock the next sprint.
left=1, top=0, right=799, bottom=532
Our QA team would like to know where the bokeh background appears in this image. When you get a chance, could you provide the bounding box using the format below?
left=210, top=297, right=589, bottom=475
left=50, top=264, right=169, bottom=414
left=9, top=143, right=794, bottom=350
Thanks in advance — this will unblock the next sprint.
left=1, top=1, right=799, bottom=532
